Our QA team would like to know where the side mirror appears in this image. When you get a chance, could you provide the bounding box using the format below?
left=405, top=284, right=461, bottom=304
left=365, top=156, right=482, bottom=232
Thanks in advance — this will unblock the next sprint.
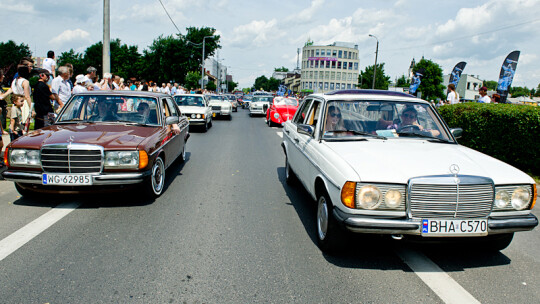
left=47, top=113, right=58, bottom=124
left=450, top=128, right=463, bottom=139
left=297, top=124, right=314, bottom=136
left=165, top=116, right=179, bottom=125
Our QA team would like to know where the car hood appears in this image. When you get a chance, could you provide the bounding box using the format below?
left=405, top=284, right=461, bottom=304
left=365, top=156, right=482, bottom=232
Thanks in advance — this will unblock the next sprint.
left=178, top=106, right=207, bottom=114
left=274, top=105, right=297, bottom=116
left=208, top=101, right=230, bottom=106
left=323, top=140, right=534, bottom=185
left=12, top=123, right=158, bottom=150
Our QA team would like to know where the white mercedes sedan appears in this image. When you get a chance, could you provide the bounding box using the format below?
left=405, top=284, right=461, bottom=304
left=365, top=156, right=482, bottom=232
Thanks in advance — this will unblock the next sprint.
left=282, top=89, right=537, bottom=253
left=174, top=94, right=212, bottom=131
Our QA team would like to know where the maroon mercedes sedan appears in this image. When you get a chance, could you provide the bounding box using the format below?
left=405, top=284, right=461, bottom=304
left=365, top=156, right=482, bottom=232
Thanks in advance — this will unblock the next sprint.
left=2, top=91, right=189, bottom=199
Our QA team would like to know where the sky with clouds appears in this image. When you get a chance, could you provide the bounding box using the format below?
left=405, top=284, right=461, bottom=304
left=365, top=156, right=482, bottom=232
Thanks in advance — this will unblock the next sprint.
left=3, top=0, right=540, bottom=89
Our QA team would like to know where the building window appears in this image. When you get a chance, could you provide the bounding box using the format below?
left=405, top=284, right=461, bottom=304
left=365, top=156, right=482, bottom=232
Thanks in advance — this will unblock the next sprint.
left=327, top=49, right=331, bottom=56
left=348, top=52, right=352, bottom=59
left=332, top=50, right=337, bottom=57
left=331, top=61, right=336, bottom=69
left=309, top=82, right=312, bottom=89
left=314, top=61, right=319, bottom=68
left=324, top=82, right=329, bottom=90
left=337, top=72, right=341, bottom=80
left=319, top=82, right=323, bottom=89
left=330, top=83, right=335, bottom=90
left=467, top=82, right=470, bottom=89
left=348, top=73, right=352, bottom=80
left=310, top=60, right=314, bottom=68
left=315, top=49, right=319, bottom=56
left=311, top=50, right=314, bottom=57
left=354, top=62, right=358, bottom=70
left=342, top=61, right=347, bottom=69
left=347, top=84, right=351, bottom=89
left=338, top=50, right=342, bottom=58
left=349, top=62, right=353, bottom=70
left=325, top=71, right=329, bottom=79
left=309, top=71, right=313, bottom=79
left=314, top=71, right=318, bottom=79
left=331, top=72, right=335, bottom=80
left=337, top=61, right=342, bottom=69
left=326, top=61, right=330, bottom=68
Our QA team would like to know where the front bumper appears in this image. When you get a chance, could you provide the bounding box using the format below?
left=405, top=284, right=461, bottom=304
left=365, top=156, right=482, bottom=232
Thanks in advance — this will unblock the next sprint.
left=333, top=208, right=539, bottom=235
left=2, top=170, right=149, bottom=186
left=250, top=108, right=266, bottom=115
left=186, top=118, right=206, bottom=125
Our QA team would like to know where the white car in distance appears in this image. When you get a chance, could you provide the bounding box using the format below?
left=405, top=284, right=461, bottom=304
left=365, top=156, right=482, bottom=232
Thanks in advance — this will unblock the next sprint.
left=174, top=94, right=212, bottom=131
left=207, top=95, right=232, bottom=120
left=249, top=95, right=273, bottom=117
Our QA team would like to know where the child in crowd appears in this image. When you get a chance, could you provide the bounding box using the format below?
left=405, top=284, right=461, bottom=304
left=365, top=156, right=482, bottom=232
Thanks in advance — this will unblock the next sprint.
left=9, top=96, right=26, bottom=141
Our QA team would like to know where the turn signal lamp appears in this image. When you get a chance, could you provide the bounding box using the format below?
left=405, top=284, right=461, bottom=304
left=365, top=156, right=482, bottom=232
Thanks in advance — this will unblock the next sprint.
left=139, top=150, right=149, bottom=169
left=341, top=181, right=356, bottom=208
left=531, top=184, right=537, bottom=209
left=4, top=148, right=9, bottom=167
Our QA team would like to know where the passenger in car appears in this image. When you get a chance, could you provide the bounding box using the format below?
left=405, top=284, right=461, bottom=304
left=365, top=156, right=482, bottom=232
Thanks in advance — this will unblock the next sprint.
left=89, top=100, right=118, bottom=122
left=324, top=105, right=345, bottom=132
left=387, top=106, right=440, bottom=137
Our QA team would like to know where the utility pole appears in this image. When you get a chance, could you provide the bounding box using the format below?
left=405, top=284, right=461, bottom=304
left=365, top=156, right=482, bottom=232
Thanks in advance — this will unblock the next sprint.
left=297, top=48, right=300, bottom=70
left=369, top=34, right=379, bottom=90
left=103, top=0, right=111, bottom=76
left=201, top=35, right=215, bottom=90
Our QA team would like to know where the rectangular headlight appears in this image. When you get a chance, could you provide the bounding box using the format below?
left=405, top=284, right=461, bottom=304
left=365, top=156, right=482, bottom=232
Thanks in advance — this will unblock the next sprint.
left=104, top=151, right=139, bottom=168
left=355, top=183, right=406, bottom=211
left=9, top=149, right=41, bottom=167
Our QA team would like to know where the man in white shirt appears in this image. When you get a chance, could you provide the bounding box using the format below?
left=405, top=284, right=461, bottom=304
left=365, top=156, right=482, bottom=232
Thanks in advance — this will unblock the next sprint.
left=51, top=66, right=71, bottom=111
left=42, top=51, right=56, bottom=77
left=478, top=86, right=491, bottom=103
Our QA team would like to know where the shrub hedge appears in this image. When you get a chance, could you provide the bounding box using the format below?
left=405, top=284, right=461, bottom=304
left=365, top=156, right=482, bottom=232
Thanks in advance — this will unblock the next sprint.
left=438, top=103, right=540, bottom=175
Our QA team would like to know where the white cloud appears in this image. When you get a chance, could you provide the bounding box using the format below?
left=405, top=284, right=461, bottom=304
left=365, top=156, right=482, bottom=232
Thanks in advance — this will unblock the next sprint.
left=228, top=19, right=284, bottom=48
left=49, top=29, right=92, bottom=48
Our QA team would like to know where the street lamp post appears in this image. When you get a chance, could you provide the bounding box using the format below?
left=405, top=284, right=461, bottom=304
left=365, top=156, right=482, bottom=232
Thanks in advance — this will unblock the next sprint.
left=369, top=34, right=379, bottom=90
left=201, top=35, right=215, bottom=90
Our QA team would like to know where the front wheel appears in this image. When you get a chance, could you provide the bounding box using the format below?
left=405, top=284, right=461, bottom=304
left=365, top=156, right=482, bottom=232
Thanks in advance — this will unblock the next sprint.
left=479, top=233, right=514, bottom=251
left=285, top=155, right=297, bottom=185
left=317, top=191, right=342, bottom=253
left=143, top=157, right=165, bottom=198
left=15, top=183, right=39, bottom=199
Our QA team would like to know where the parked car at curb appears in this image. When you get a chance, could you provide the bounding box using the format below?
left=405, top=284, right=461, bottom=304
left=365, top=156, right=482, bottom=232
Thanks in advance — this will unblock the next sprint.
left=174, top=94, right=212, bottom=131
left=266, top=96, right=299, bottom=127
left=208, top=95, right=232, bottom=120
left=249, top=95, right=273, bottom=117
left=282, top=89, right=538, bottom=253
left=2, top=91, right=190, bottom=199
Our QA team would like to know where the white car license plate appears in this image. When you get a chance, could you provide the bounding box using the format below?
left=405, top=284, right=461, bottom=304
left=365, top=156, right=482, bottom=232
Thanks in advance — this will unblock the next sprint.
left=42, top=174, right=93, bottom=185
left=421, top=219, right=488, bottom=236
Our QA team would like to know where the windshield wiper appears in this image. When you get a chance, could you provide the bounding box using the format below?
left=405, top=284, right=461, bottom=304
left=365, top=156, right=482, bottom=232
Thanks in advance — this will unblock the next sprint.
left=115, top=120, right=148, bottom=126
left=396, top=131, right=453, bottom=143
left=327, top=130, right=387, bottom=140
left=56, top=119, right=83, bottom=124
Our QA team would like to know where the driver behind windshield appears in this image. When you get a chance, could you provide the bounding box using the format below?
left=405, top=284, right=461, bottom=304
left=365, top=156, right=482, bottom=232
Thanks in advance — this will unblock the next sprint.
left=387, top=106, right=440, bottom=137
left=89, top=100, right=118, bottom=122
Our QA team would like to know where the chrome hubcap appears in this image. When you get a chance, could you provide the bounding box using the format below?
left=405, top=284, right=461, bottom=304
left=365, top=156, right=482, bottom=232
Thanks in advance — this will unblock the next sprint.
left=317, top=196, right=328, bottom=240
left=152, top=159, right=164, bottom=194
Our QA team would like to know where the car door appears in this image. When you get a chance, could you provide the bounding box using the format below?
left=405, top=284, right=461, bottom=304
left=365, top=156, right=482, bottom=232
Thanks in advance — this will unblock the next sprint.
left=284, top=98, right=313, bottom=187
left=162, top=97, right=184, bottom=166
left=294, top=98, right=323, bottom=187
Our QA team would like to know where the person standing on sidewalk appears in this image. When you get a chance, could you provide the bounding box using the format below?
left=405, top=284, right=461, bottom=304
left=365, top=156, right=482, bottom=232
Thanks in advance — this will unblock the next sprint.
left=33, top=69, right=56, bottom=129
left=478, top=86, right=491, bottom=103
left=51, top=66, right=71, bottom=112
left=446, top=84, right=460, bottom=105
left=0, top=70, right=9, bottom=135
left=42, top=50, right=56, bottom=85
left=9, top=96, right=26, bottom=141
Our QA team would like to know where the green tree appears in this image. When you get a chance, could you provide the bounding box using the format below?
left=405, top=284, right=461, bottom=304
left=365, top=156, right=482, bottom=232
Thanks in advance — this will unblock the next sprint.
left=82, top=39, right=143, bottom=79
left=357, top=63, right=391, bottom=89
left=253, top=75, right=269, bottom=91
left=184, top=71, right=201, bottom=90
left=413, top=58, right=445, bottom=100
left=206, top=81, right=216, bottom=91
left=227, top=81, right=238, bottom=92
left=274, top=67, right=289, bottom=72
left=396, top=75, right=410, bottom=88
left=0, top=40, right=32, bottom=83
left=509, top=86, right=530, bottom=98
left=483, top=80, right=498, bottom=91
left=57, top=49, right=85, bottom=76
left=267, top=77, right=281, bottom=91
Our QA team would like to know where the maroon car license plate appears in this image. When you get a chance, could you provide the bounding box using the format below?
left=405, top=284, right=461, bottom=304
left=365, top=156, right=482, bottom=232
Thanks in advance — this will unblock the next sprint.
left=42, top=174, right=93, bottom=185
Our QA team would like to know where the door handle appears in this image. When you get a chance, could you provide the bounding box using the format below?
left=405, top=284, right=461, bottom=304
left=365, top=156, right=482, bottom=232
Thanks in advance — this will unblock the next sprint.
left=285, top=130, right=290, bottom=134
left=294, top=138, right=299, bottom=143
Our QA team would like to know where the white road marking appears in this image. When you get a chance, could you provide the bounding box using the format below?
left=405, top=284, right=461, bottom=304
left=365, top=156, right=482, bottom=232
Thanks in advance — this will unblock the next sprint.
left=397, top=248, right=480, bottom=304
left=276, top=132, right=283, bottom=138
left=0, top=201, right=81, bottom=262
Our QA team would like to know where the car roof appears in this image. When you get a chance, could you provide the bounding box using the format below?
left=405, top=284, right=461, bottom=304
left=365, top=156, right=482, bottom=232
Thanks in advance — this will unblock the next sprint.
left=309, top=89, right=428, bottom=104
left=74, top=90, right=170, bottom=98
left=174, top=94, right=205, bottom=97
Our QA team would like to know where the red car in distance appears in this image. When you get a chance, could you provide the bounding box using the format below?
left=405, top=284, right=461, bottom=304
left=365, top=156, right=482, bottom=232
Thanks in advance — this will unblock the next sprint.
left=266, top=96, right=299, bottom=127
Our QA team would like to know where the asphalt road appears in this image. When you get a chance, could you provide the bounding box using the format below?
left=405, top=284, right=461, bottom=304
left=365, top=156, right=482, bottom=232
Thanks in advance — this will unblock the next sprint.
left=1, top=110, right=540, bottom=303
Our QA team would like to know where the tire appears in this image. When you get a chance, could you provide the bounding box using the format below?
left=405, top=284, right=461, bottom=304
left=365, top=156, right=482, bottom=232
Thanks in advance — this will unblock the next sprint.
left=15, top=183, right=39, bottom=199
left=180, top=144, right=186, bottom=163
left=249, top=113, right=252, bottom=117
left=208, top=119, right=212, bottom=128
left=202, top=121, right=208, bottom=132
left=143, top=157, right=165, bottom=198
left=285, top=155, right=297, bottom=185
left=316, top=191, right=342, bottom=253
left=479, top=233, right=514, bottom=251
left=228, top=115, right=232, bottom=121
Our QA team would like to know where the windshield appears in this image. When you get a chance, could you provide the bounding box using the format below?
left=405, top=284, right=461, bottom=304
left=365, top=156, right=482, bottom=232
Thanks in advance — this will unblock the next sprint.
left=253, top=96, right=273, bottom=103
left=322, top=100, right=451, bottom=141
left=57, top=95, right=160, bottom=126
left=208, top=95, right=224, bottom=101
left=174, top=95, right=205, bottom=107
left=274, top=97, right=298, bottom=106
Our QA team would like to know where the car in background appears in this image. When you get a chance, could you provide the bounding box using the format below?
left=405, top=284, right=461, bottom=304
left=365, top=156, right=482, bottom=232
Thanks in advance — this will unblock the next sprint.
left=224, top=94, right=238, bottom=112
left=249, top=95, right=273, bottom=117
left=242, top=95, right=252, bottom=109
left=208, top=95, right=232, bottom=120
left=2, top=91, right=190, bottom=199
left=266, top=96, right=299, bottom=127
left=174, top=94, right=212, bottom=131
left=282, top=89, right=538, bottom=253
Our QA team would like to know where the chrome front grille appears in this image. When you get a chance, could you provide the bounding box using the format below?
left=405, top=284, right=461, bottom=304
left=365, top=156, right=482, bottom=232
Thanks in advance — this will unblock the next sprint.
left=212, top=106, right=221, bottom=111
left=409, top=176, right=494, bottom=219
left=41, top=144, right=103, bottom=173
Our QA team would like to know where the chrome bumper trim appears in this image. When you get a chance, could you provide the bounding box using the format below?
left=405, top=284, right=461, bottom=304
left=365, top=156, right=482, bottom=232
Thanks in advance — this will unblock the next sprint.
left=2, top=171, right=147, bottom=185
